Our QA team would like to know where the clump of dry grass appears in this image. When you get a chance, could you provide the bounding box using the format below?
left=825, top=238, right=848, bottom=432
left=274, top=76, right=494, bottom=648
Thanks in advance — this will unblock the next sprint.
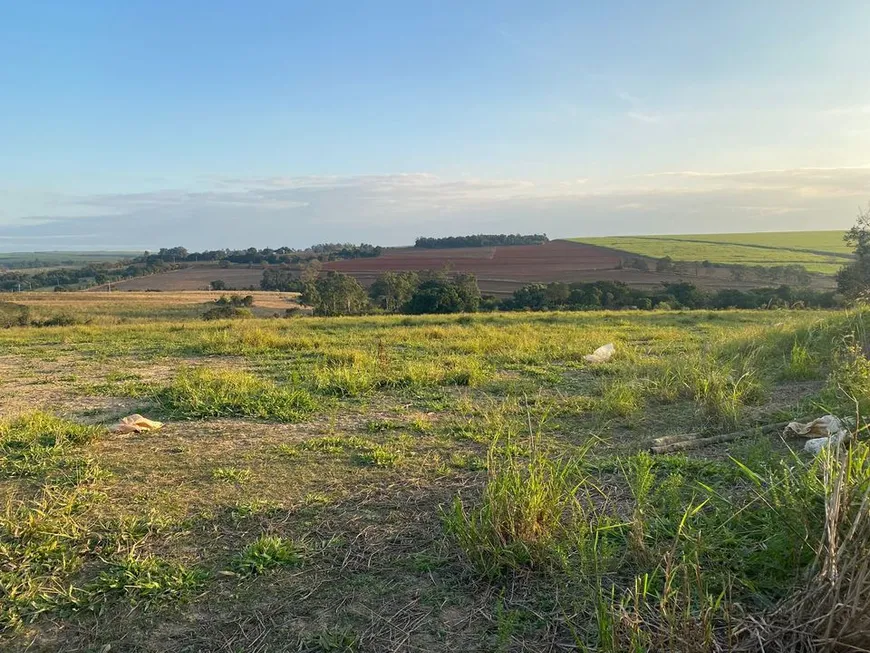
left=736, top=442, right=870, bottom=652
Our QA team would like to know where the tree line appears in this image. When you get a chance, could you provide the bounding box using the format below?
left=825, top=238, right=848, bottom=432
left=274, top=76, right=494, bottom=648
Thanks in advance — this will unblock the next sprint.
left=143, top=243, right=381, bottom=265
left=0, top=244, right=381, bottom=292
left=288, top=269, right=842, bottom=318
left=413, top=234, right=549, bottom=249
left=502, top=280, right=841, bottom=311
left=301, top=271, right=482, bottom=317
left=0, top=259, right=179, bottom=292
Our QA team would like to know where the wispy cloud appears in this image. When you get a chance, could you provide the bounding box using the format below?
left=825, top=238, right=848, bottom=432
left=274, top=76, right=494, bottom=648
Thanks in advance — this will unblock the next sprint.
left=823, top=105, right=870, bottom=116
left=626, top=111, right=663, bottom=124
left=1, top=166, right=866, bottom=250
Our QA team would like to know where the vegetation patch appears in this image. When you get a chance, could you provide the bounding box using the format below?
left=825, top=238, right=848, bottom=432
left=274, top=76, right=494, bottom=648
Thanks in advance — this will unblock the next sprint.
left=231, top=535, right=304, bottom=576
left=83, top=554, right=205, bottom=608
left=154, top=367, right=318, bottom=421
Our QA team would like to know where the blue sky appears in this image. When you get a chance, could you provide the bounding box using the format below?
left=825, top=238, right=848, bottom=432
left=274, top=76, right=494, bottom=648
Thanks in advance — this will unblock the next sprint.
left=1, top=0, right=869, bottom=250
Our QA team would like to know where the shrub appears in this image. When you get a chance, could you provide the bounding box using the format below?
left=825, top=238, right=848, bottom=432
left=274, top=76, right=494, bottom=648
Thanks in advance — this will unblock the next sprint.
left=202, top=305, right=253, bottom=320
left=0, top=302, right=31, bottom=327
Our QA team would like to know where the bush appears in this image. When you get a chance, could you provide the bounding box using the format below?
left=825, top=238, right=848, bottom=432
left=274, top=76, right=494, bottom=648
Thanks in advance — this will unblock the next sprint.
left=0, top=302, right=31, bottom=327
left=202, top=306, right=253, bottom=320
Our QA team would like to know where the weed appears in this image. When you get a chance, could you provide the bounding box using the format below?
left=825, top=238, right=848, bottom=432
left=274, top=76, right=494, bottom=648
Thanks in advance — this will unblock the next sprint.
left=212, top=466, right=252, bottom=483
left=780, top=340, right=820, bottom=381
left=85, top=554, right=205, bottom=607
left=232, top=535, right=304, bottom=576
left=353, top=446, right=402, bottom=467
left=599, top=379, right=643, bottom=419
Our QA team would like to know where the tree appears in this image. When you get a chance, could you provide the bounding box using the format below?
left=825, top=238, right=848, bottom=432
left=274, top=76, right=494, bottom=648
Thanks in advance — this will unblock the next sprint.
left=509, top=283, right=549, bottom=310
left=261, top=268, right=302, bottom=292
left=661, top=281, right=707, bottom=309
left=405, top=274, right=481, bottom=314
left=369, top=271, right=419, bottom=313
left=837, top=203, right=870, bottom=298
left=211, top=279, right=227, bottom=291
left=304, top=272, right=369, bottom=316
left=452, top=273, right=482, bottom=312
left=300, top=259, right=323, bottom=284
left=656, top=256, right=674, bottom=273
left=406, top=279, right=462, bottom=314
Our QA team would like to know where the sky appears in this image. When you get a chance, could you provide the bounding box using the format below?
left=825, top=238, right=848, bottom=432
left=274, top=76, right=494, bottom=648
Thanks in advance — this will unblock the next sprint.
left=1, top=0, right=869, bottom=251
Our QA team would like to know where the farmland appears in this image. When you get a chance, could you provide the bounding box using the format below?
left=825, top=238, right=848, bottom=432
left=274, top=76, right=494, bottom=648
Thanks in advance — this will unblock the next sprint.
left=1, top=293, right=868, bottom=651
left=572, top=230, right=851, bottom=274
left=323, top=240, right=832, bottom=295
left=10, top=235, right=842, bottom=297
left=0, top=251, right=141, bottom=270
left=6, top=291, right=300, bottom=323
left=95, top=266, right=268, bottom=292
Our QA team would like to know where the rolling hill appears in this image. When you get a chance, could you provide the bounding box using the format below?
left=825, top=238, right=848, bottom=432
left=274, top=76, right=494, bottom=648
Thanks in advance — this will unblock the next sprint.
left=570, top=230, right=851, bottom=274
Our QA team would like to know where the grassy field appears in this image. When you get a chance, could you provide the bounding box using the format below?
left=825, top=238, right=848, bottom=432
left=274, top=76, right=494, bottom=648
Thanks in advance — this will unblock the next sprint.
left=1, top=294, right=869, bottom=651
left=571, top=230, right=851, bottom=274
left=0, top=251, right=142, bottom=270
left=3, top=291, right=300, bottom=323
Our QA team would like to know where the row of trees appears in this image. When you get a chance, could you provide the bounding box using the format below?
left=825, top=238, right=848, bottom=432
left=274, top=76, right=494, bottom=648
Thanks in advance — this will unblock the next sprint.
left=144, top=243, right=381, bottom=265
left=300, top=271, right=481, bottom=317
left=413, top=234, right=549, bottom=249
left=634, top=256, right=814, bottom=286
left=503, top=280, right=841, bottom=311
left=293, top=270, right=841, bottom=317
left=0, top=259, right=180, bottom=292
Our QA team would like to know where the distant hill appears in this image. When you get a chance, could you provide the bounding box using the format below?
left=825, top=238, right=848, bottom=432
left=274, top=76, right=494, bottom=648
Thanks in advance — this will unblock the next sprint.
left=570, top=231, right=851, bottom=274
left=0, top=250, right=142, bottom=270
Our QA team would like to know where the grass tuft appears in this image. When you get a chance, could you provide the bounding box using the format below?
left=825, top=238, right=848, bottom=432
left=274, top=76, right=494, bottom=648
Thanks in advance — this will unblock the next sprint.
left=155, top=367, right=319, bottom=421
left=84, top=554, right=205, bottom=608
left=232, top=535, right=304, bottom=576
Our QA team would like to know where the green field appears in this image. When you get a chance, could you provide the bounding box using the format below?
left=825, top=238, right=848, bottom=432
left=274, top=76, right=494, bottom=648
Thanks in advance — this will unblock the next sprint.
left=0, top=250, right=142, bottom=270
left=1, top=294, right=868, bottom=651
left=572, top=230, right=851, bottom=274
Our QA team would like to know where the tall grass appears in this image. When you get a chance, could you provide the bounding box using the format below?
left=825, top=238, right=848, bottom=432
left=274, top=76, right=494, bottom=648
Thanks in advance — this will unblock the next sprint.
left=154, top=367, right=318, bottom=421
left=443, top=426, right=600, bottom=577
left=446, top=430, right=867, bottom=650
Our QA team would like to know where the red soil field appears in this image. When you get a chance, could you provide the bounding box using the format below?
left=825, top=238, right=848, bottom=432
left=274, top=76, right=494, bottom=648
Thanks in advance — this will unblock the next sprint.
left=324, top=240, right=834, bottom=296
left=323, top=240, right=649, bottom=295
left=101, top=240, right=835, bottom=296
left=325, top=240, right=621, bottom=281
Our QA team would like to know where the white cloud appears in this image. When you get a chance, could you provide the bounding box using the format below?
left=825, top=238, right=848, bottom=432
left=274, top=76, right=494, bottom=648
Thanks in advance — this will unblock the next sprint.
left=823, top=105, right=870, bottom=116
left=626, top=111, right=662, bottom=124
left=1, top=166, right=867, bottom=250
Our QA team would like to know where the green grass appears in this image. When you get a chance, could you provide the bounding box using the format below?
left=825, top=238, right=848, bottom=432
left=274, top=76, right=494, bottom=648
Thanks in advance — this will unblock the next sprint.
left=154, top=367, right=319, bottom=421
left=212, top=466, right=252, bottom=483
left=572, top=230, right=850, bottom=273
left=1, top=305, right=869, bottom=650
left=84, top=554, right=205, bottom=608
left=231, top=535, right=304, bottom=576
left=0, top=250, right=141, bottom=270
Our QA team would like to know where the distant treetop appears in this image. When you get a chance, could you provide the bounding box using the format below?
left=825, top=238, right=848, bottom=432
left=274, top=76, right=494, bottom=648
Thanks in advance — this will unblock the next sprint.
left=414, top=234, right=548, bottom=249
